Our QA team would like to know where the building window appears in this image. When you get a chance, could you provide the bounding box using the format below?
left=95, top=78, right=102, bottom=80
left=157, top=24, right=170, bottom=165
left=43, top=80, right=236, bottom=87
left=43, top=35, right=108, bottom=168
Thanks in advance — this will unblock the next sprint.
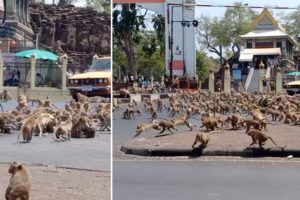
left=276, top=40, right=282, bottom=48
left=255, top=39, right=273, bottom=48
left=246, top=40, right=252, bottom=48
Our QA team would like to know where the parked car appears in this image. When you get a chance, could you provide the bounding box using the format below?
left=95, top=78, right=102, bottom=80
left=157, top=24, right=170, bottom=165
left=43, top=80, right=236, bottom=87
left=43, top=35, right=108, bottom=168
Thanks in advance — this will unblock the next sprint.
left=68, top=57, right=111, bottom=99
left=284, top=80, right=300, bottom=96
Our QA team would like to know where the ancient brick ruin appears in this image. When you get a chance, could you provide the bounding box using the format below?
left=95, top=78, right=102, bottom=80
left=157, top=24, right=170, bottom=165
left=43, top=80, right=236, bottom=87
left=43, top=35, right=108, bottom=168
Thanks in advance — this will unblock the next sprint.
left=29, top=2, right=111, bottom=72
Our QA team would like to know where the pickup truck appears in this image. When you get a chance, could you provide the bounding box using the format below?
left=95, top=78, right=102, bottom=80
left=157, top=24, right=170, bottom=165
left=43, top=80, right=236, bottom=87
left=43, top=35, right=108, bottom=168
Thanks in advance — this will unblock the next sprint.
left=67, top=57, right=111, bottom=99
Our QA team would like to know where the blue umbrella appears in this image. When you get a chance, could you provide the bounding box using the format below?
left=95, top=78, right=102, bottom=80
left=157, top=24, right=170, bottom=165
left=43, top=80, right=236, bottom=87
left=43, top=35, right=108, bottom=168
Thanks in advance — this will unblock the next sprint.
left=286, top=71, right=300, bottom=76
left=14, top=49, right=58, bottom=61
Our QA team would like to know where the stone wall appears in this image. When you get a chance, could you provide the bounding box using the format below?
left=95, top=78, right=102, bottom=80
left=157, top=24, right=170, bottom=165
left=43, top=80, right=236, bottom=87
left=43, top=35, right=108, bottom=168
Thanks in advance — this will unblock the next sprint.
left=29, top=3, right=111, bottom=72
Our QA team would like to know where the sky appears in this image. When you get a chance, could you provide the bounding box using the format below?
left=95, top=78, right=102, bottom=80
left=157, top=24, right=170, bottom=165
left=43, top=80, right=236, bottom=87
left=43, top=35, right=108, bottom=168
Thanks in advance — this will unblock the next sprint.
left=45, top=0, right=86, bottom=6
left=195, top=0, right=299, bottom=19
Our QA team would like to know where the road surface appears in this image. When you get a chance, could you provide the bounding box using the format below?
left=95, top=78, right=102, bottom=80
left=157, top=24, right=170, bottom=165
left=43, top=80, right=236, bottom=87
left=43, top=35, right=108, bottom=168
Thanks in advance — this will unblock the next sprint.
left=0, top=101, right=111, bottom=171
left=114, top=159, right=300, bottom=200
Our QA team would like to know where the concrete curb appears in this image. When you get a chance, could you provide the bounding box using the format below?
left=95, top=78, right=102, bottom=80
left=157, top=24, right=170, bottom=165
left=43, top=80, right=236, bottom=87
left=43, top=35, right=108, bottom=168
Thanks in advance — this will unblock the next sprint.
left=121, top=145, right=300, bottom=157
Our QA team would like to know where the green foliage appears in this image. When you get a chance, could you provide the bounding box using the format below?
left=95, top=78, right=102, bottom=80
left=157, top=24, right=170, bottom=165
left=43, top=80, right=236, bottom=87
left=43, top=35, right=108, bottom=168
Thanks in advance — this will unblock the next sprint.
left=196, top=51, right=215, bottom=81
left=197, top=2, right=257, bottom=61
left=222, top=3, right=258, bottom=45
left=84, top=0, right=110, bottom=13
left=113, top=4, right=165, bottom=78
left=282, top=7, right=300, bottom=42
left=113, top=31, right=165, bottom=81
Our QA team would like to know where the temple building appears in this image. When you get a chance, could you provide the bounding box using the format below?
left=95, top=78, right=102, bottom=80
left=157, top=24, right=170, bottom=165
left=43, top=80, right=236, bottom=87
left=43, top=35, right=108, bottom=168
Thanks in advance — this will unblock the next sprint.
left=0, top=0, right=34, bottom=53
left=239, top=8, right=297, bottom=74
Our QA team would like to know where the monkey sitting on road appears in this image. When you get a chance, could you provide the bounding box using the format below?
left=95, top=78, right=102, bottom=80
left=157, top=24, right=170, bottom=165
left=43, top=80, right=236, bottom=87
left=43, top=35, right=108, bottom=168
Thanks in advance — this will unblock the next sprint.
left=53, top=114, right=73, bottom=141
left=247, top=129, right=286, bottom=150
left=1, top=90, right=13, bottom=102
left=192, top=133, right=210, bottom=149
left=5, top=161, right=31, bottom=200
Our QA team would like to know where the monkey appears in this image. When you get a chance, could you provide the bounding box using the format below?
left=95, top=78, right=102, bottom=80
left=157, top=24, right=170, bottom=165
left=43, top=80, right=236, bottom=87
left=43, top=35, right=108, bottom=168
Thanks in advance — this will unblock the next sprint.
left=158, top=120, right=178, bottom=134
left=242, top=119, right=264, bottom=133
left=151, top=111, right=158, bottom=121
left=1, top=90, right=13, bottom=102
left=120, top=88, right=131, bottom=98
left=0, top=117, right=11, bottom=133
left=16, top=95, right=28, bottom=111
left=251, top=109, right=265, bottom=121
left=243, top=119, right=267, bottom=133
left=53, top=114, right=73, bottom=141
left=156, top=99, right=163, bottom=112
left=265, top=109, right=282, bottom=121
left=96, top=111, right=111, bottom=132
left=122, top=108, right=135, bottom=119
left=76, top=93, right=90, bottom=104
left=201, top=117, right=219, bottom=131
left=225, top=115, right=244, bottom=130
left=71, top=116, right=96, bottom=138
left=5, top=161, right=31, bottom=200
left=192, top=133, right=210, bottom=149
left=134, top=121, right=161, bottom=137
left=247, top=129, right=286, bottom=150
left=170, top=114, right=195, bottom=131
left=283, top=111, right=298, bottom=124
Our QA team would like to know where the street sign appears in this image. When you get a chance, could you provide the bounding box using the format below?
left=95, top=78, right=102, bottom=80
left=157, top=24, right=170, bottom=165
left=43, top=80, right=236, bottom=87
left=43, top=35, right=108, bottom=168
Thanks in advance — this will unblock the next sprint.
left=233, top=69, right=242, bottom=80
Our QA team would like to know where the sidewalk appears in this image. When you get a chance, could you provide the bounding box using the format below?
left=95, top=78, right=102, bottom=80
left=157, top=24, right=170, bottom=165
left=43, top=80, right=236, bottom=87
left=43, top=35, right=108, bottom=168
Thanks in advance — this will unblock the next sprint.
left=0, top=163, right=110, bottom=200
left=121, top=123, right=300, bottom=157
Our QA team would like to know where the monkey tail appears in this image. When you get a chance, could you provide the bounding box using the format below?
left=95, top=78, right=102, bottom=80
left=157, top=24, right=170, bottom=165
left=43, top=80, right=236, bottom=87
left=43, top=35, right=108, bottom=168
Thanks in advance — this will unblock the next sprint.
left=267, top=136, right=287, bottom=150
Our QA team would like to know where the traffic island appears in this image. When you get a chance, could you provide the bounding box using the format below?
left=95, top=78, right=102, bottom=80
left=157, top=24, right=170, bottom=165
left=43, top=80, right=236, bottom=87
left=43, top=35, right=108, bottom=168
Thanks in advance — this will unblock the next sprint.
left=121, top=124, right=300, bottom=157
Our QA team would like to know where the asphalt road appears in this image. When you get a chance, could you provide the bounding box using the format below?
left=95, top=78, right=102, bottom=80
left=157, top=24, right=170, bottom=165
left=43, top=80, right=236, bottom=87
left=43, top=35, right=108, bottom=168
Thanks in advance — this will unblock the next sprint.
left=114, top=160, right=300, bottom=200
left=113, top=106, right=200, bottom=159
left=0, top=101, right=111, bottom=171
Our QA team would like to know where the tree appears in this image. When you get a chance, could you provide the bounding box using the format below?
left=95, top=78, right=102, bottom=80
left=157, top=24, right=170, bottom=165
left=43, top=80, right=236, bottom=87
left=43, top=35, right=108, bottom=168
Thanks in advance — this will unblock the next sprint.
left=58, top=0, right=77, bottom=5
left=85, top=0, right=110, bottom=13
left=197, top=2, right=257, bottom=68
left=113, top=4, right=147, bottom=79
left=222, top=3, right=257, bottom=55
left=113, top=4, right=165, bottom=79
left=196, top=51, right=215, bottom=81
left=281, top=7, right=300, bottom=42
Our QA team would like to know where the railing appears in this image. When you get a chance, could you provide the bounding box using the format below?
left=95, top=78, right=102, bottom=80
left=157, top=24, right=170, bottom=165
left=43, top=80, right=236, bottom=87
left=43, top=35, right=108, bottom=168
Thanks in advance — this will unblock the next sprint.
left=3, top=62, right=31, bottom=87
left=3, top=62, right=63, bottom=89
left=35, top=62, right=62, bottom=88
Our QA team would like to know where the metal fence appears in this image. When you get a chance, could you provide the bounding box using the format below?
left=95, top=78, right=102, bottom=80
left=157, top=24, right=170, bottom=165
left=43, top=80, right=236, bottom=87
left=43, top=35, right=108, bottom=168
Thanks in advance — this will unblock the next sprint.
left=3, top=62, right=30, bottom=87
left=3, top=62, right=63, bottom=89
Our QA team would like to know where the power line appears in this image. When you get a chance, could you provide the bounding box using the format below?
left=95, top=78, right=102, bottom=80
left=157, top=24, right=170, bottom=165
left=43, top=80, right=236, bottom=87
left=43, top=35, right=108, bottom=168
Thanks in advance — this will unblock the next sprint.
left=168, top=2, right=299, bottom=10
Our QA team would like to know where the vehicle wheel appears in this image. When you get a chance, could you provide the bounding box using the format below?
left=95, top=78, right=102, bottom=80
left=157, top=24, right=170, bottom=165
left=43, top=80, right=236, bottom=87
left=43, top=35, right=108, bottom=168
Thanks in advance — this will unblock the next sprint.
left=287, top=90, right=295, bottom=96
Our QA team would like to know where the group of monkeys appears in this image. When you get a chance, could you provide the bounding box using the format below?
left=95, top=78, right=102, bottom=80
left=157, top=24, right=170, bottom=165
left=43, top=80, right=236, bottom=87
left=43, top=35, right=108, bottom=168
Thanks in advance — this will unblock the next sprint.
left=0, top=92, right=111, bottom=143
left=115, top=89, right=300, bottom=150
